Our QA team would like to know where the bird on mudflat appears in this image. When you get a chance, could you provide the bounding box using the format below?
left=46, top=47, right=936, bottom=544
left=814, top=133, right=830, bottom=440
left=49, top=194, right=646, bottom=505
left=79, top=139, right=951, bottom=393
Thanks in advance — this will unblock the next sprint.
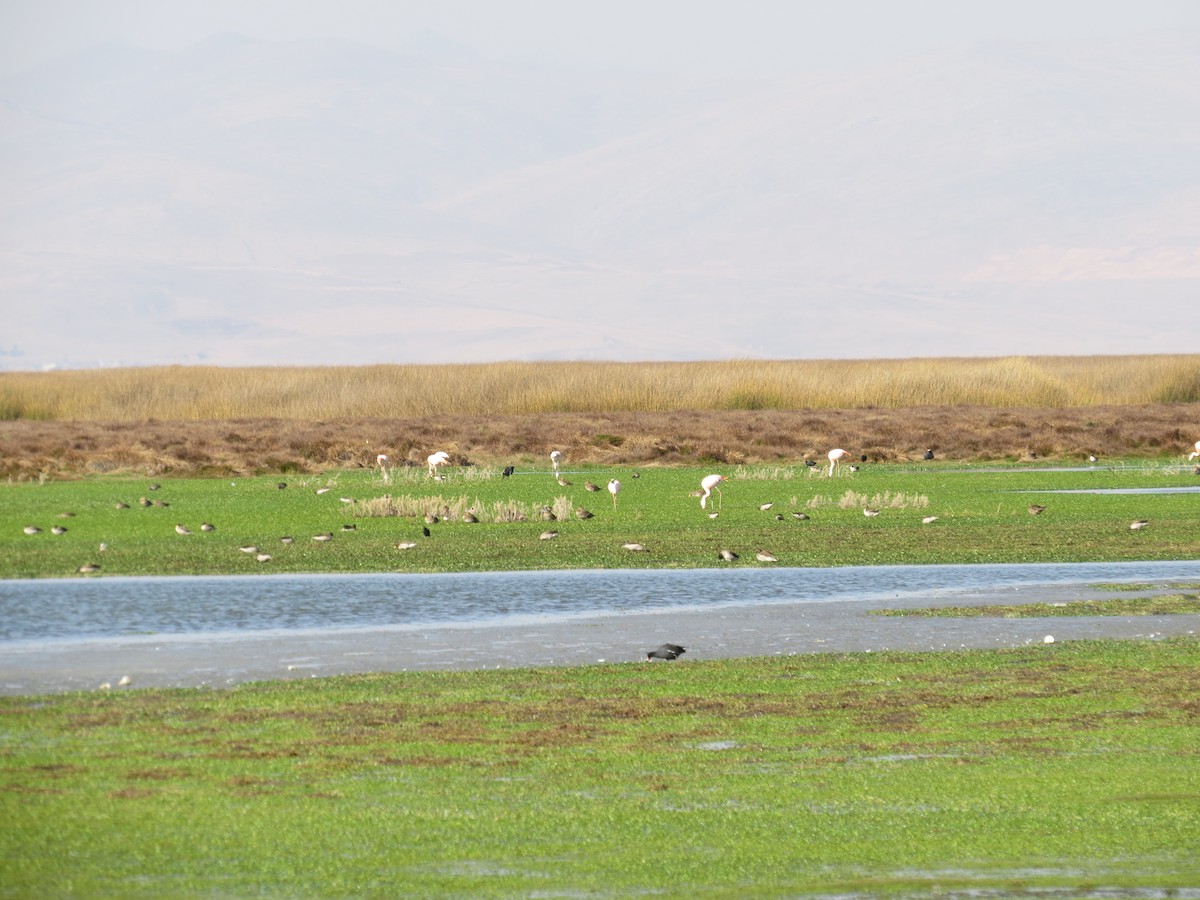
left=1028, top=504, right=1046, bottom=516
left=647, top=643, right=686, bottom=661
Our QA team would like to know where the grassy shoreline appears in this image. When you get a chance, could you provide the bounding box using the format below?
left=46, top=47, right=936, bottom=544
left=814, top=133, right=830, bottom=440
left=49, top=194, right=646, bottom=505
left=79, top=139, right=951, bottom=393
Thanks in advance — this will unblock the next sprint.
left=2, top=638, right=1198, bottom=896
left=4, top=461, right=1199, bottom=580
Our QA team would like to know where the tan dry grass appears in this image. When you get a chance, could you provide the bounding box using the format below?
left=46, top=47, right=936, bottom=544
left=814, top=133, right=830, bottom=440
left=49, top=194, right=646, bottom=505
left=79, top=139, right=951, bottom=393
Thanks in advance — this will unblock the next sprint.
left=3, top=355, right=1199, bottom=422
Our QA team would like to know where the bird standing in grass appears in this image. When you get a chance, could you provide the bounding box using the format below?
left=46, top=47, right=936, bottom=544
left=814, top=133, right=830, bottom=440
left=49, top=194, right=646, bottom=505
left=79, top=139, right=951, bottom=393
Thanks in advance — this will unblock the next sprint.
left=699, top=474, right=725, bottom=509
left=1189, top=441, right=1200, bottom=461
left=377, top=454, right=391, bottom=484
left=427, top=451, right=451, bottom=478
left=647, top=643, right=686, bottom=661
left=827, top=448, right=849, bottom=475
left=550, top=450, right=563, bottom=476
left=1028, top=504, right=1046, bottom=516
left=608, top=479, right=621, bottom=509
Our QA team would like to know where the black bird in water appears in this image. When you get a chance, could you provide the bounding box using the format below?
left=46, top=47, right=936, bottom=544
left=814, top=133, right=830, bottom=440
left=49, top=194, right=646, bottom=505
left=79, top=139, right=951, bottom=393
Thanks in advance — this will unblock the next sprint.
left=502, top=466, right=515, bottom=477
left=647, top=643, right=686, bottom=661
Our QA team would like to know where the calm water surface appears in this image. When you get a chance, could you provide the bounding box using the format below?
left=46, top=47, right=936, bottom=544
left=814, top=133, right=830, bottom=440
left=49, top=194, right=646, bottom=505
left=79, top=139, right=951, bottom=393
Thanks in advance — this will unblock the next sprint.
left=4, top=560, right=1200, bottom=646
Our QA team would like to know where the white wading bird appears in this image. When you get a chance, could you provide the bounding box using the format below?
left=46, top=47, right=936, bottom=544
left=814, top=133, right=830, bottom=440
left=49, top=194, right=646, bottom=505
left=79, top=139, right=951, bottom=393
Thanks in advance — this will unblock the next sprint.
left=699, top=474, right=726, bottom=509
left=550, top=450, right=563, bottom=476
left=427, top=451, right=451, bottom=478
left=377, top=454, right=390, bottom=484
left=827, top=448, right=850, bottom=476
left=1189, top=441, right=1200, bottom=461
left=608, top=478, right=621, bottom=509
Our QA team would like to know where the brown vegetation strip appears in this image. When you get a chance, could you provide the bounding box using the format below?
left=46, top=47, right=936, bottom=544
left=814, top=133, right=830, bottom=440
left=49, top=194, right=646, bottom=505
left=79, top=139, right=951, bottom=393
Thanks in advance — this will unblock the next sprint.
left=4, top=403, right=1200, bottom=479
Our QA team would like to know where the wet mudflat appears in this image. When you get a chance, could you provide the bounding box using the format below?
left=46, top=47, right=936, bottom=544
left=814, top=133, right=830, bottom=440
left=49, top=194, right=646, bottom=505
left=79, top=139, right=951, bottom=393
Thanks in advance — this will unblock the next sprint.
left=3, top=562, right=1198, bottom=695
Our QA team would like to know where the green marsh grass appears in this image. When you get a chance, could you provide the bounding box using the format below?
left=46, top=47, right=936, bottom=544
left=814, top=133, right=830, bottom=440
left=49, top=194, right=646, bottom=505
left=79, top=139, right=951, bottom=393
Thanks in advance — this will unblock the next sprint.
left=1, top=638, right=1198, bottom=896
left=3, top=462, right=1200, bottom=578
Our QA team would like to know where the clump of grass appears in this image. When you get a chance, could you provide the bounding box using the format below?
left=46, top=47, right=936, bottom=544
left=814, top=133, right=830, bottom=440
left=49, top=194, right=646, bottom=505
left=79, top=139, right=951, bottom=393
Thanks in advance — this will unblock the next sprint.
left=822, top=490, right=929, bottom=510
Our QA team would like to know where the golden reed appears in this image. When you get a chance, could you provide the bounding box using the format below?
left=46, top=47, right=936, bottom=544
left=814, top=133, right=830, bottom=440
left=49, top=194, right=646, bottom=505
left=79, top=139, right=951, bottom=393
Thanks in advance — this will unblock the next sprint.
left=2, top=355, right=1198, bottom=422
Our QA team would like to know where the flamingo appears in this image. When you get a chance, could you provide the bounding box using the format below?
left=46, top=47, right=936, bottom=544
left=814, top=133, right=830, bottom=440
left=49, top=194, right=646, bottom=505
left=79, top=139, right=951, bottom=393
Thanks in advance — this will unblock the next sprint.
left=827, top=448, right=850, bottom=475
left=427, top=451, right=451, bottom=478
left=550, top=450, right=563, bottom=476
left=699, top=474, right=725, bottom=509
left=608, top=478, right=621, bottom=509
left=377, top=454, right=390, bottom=484
left=1189, top=441, right=1200, bottom=461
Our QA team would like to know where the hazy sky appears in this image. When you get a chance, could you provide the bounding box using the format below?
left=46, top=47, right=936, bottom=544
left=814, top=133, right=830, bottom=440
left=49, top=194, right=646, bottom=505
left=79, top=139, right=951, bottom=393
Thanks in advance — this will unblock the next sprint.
left=2, top=0, right=1197, bottom=76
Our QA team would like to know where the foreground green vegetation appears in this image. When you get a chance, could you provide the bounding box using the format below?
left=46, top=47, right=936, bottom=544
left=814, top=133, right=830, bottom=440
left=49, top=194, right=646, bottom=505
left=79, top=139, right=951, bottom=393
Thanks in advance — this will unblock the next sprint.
left=3, top=461, right=1199, bottom=579
left=2, top=639, right=1197, bottom=896
left=3, top=354, right=1199, bottom=420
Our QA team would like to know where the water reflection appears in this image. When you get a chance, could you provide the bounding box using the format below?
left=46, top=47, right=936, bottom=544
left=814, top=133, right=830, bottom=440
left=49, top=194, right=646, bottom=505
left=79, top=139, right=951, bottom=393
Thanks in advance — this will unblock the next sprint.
left=4, top=560, right=1200, bottom=645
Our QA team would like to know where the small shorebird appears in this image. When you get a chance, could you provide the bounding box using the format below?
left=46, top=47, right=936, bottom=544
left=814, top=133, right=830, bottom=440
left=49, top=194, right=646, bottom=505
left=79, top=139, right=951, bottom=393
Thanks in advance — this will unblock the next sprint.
left=575, top=508, right=593, bottom=520
left=313, top=533, right=333, bottom=542
left=622, top=542, right=646, bottom=552
left=759, top=502, right=773, bottom=511
left=1130, top=520, right=1149, bottom=530
left=256, top=553, right=272, bottom=562
left=51, top=526, right=67, bottom=535
left=863, top=508, right=880, bottom=517
left=792, top=512, right=809, bottom=520
left=756, top=551, right=778, bottom=562
left=718, top=549, right=739, bottom=561
left=396, top=541, right=418, bottom=550
left=239, top=545, right=258, bottom=553
left=280, top=536, right=294, bottom=544
left=341, top=523, right=357, bottom=531
left=78, top=563, right=100, bottom=573
left=922, top=516, right=939, bottom=524
left=175, top=524, right=192, bottom=535
left=1028, top=504, right=1046, bottom=515
left=584, top=481, right=601, bottom=492
left=539, top=530, right=559, bottom=540
left=647, top=643, right=686, bottom=661
left=463, top=512, right=479, bottom=524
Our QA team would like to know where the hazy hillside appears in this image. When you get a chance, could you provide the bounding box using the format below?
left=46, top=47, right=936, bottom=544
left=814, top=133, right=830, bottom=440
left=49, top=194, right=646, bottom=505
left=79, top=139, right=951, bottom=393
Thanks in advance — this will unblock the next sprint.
left=2, top=32, right=1198, bottom=369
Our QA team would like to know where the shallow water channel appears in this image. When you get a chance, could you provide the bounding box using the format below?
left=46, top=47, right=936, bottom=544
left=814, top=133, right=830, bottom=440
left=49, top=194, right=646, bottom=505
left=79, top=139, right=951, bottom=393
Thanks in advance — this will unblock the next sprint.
left=3, top=561, right=1199, bottom=694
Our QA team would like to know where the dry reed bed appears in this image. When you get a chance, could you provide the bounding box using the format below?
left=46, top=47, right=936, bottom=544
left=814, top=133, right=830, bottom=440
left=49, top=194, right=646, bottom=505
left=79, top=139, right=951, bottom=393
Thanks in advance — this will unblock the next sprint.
left=3, top=355, right=1199, bottom=421
left=3, top=404, right=1198, bottom=480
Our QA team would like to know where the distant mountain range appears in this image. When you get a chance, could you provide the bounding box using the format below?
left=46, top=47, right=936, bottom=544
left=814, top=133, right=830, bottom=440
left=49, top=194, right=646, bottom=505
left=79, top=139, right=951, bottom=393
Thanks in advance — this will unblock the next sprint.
left=2, top=31, right=1197, bottom=370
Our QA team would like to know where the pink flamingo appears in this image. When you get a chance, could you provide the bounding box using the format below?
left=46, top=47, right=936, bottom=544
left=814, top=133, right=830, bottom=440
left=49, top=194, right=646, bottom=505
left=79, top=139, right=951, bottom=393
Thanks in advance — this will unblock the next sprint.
left=827, top=448, right=850, bottom=475
left=608, top=478, right=621, bottom=509
left=1189, top=441, right=1200, bottom=461
left=700, top=474, right=726, bottom=509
